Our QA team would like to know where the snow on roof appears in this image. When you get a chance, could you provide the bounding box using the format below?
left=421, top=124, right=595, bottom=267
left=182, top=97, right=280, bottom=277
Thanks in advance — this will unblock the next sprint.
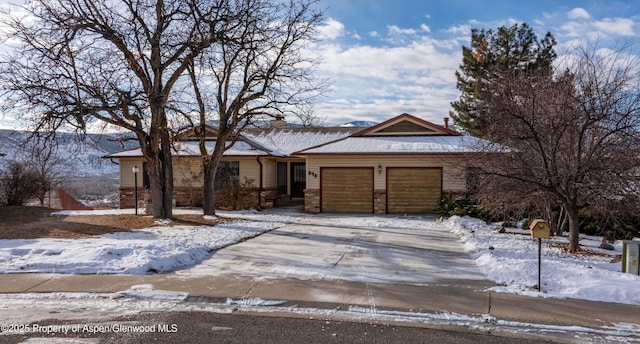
left=244, top=127, right=360, bottom=155
left=173, top=141, right=278, bottom=156
left=296, top=135, right=489, bottom=154
left=104, top=140, right=278, bottom=158
left=104, top=127, right=360, bottom=159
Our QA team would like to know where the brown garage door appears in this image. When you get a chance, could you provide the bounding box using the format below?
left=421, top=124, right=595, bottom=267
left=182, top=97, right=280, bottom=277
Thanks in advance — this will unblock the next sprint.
left=387, top=167, right=442, bottom=213
left=321, top=167, right=373, bottom=213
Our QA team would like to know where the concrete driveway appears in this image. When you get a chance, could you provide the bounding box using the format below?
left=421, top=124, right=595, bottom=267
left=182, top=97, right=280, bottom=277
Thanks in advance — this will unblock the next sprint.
left=177, top=214, right=489, bottom=285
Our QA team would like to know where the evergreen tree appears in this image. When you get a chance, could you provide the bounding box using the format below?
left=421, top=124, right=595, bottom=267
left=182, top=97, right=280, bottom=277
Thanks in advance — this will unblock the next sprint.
left=451, top=23, right=557, bottom=137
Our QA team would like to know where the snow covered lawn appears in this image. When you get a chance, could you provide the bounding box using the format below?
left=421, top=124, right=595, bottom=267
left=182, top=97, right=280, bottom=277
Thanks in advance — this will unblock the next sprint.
left=443, top=216, right=640, bottom=305
left=0, top=209, right=287, bottom=274
left=2, top=208, right=639, bottom=307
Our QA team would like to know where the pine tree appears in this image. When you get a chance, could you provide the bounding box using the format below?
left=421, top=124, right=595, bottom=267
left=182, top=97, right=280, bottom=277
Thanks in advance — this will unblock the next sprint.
left=451, top=23, right=557, bottom=137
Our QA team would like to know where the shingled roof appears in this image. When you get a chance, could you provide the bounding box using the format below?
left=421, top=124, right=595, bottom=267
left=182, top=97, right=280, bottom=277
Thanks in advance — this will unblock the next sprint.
left=104, top=126, right=362, bottom=158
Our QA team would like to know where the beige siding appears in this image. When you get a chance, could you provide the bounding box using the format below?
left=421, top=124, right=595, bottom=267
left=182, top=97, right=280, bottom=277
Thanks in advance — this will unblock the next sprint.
left=239, top=158, right=261, bottom=187
left=173, top=157, right=257, bottom=187
left=120, top=158, right=146, bottom=188
left=174, top=157, right=202, bottom=187
left=262, top=158, right=277, bottom=188
left=306, top=155, right=466, bottom=193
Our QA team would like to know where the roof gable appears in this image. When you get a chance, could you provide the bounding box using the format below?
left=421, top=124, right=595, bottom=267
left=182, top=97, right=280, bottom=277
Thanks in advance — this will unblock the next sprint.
left=352, top=113, right=459, bottom=137
left=173, top=125, right=219, bottom=141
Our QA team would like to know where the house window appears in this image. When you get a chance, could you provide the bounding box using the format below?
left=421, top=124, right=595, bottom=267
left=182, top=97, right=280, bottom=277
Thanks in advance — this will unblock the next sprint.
left=215, top=161, right=240, bottom=190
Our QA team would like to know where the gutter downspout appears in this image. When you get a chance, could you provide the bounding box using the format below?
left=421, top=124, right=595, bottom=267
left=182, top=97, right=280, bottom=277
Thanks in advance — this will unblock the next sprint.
left=256, top=156, right=263, bottom=208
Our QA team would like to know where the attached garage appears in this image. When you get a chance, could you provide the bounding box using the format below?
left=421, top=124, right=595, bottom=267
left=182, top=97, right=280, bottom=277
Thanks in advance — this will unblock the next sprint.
left=296, top=113, right=483, bottom=214
left=387, top=167, right=442, bottom=213
left=321, top=167, right=374, bottom=213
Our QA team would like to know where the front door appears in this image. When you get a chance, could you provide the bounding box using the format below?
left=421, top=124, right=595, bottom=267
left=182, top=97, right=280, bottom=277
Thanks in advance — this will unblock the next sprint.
left=290, top=162, right=306, bottom=198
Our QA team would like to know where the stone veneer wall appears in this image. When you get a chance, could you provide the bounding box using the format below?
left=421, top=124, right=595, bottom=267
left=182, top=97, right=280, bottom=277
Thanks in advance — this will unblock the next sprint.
left=119, top=187, right=261, bottom=210
left=304, top=188, right=320, bottom=213
left=301, top=188, right=454, bottom=214
left=373, top=190, right=386, bottom=214
left=259, top=188, right=279, bottom=208
left=304, top=189, right=388, bottom=214
left=173, top=187, right=204, bottom=207
left=119, top=188, right=152, bottom=209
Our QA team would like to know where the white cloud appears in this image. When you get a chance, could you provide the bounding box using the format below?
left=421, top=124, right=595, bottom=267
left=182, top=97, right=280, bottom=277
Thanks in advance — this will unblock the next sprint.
left=568, top=8, right=591, bottom=20
left=594, top=47, right=616, bottom=58
left=558, top=38, right=585, bottom=51
left=559, top=21, right=587, bottom=38
left=308, top=31, right=463, bottom=124
left=593, top=17, right=635, bottom=36
left=310, top=7, right=640, bottom=125
left=447, top=24, right=471, bottom=36
left=317, top=17, right=344, bottom=40
left=387, top=25, right=417, bottom=36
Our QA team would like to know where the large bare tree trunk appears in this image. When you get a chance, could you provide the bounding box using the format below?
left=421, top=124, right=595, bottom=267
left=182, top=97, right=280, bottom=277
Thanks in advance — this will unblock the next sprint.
left=566, top=202, right=580, bottom=252
left=203, top=167, right=216, bottom=216
left=147, top=152, right=173, bottom=219
left=144, top=103, right=174, bottom=219
left=202, top=144, right=225, bottom=216
left=160, top=131, right=173, bottom=219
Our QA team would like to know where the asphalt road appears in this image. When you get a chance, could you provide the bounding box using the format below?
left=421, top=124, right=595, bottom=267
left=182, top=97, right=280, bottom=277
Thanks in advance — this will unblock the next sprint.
left=1, top=312, right=557, bottom=344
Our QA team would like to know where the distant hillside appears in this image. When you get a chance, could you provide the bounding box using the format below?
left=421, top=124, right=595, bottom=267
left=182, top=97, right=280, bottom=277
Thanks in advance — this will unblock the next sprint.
left=0, top=119, right=377, bottom=177
left=340, top=120, right=378, bottom=127
left=0, top=130, right=137, bottom=177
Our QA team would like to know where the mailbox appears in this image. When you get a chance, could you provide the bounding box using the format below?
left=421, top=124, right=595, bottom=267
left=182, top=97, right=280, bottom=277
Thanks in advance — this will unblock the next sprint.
left=529, top=219, right=551, bottom=239
left=622, top=240, right=640, bottom=275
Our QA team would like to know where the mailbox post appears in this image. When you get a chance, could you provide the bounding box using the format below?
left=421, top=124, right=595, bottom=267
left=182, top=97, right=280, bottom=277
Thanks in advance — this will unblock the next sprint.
left=529, top=219, right=551, bottom=292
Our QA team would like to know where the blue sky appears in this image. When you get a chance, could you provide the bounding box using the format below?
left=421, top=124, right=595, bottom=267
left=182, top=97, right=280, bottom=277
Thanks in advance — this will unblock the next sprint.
left=1, top=1, right=639, bottom=129
left=311, top=0, right=640, bottom=126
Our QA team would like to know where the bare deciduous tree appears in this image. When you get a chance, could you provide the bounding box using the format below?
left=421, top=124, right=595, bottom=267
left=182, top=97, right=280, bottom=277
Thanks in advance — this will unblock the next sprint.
left=0, top=160, right=40, bottom=206
left=183, top=0, right=324, bottom=215
left=27, top=141, right=63, bottom=207
left=469, top=46, right=640, bottom=251
left=0, top=0, right=245, bottom=218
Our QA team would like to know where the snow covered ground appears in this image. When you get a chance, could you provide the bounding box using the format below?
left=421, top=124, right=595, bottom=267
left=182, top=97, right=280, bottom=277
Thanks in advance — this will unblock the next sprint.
left=1, top=210, right=640, bottom=342
left=442, top=215, right=640, bottom=306
left=0, top=209, right=288, bottom=274
left=0, top=209, right=638, bottom=307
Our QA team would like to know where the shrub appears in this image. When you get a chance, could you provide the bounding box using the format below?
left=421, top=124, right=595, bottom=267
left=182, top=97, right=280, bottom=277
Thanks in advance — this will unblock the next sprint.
left=218, top=177, right=257, bottom=210
left=501, top=221, right=517, bottom=228
left=0, top=161, right=41, bottom=206
left=437, top=198, right=496, bottom=222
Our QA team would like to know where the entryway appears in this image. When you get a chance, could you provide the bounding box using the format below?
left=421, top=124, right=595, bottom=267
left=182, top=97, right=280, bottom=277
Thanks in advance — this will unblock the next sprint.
left=290, top=162, right=306, bottom=198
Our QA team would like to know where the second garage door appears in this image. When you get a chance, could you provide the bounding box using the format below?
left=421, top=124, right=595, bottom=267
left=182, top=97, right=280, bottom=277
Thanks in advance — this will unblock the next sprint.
left=321, top=167, right=373, bottom=213
left=387, top=167, right=442, bottom=213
